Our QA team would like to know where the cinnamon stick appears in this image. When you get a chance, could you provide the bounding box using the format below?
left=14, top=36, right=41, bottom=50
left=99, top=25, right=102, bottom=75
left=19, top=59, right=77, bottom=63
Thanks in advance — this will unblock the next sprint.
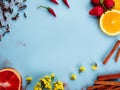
left=97, top=73, right=120, bottom=81
left=113, top=87, right=120, bottom=90
left=103, top=40, right=120, bottom=64
left=95, top=81, right=120, bottom=86
left=87, top=85, right=105, bottom=90
left=97, top=85, right=110, bottom=90
left=103, top=86, right=117, bottom=90
left=115, top=48, right=120, bottom=62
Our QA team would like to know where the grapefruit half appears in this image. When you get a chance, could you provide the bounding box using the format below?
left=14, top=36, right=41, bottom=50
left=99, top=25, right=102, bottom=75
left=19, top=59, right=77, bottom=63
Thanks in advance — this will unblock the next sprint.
left=0, top=68, right=22, bottom=90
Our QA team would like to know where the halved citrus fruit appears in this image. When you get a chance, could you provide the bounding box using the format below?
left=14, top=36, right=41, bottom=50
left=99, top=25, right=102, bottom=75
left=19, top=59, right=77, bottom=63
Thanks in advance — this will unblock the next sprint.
left=0, top=68, right=22, bottom=90
left=114, top=0, right=120, bottom=11
left=100, top=10, right=120, bottom=36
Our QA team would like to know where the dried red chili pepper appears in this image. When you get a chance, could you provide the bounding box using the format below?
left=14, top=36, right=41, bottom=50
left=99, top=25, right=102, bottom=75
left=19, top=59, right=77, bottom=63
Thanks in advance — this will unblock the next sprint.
left=38, top=6, right=56, bottom=17
left=51, top=0, right=59, bottom=5
left=63, top=0, right=70, bottom=8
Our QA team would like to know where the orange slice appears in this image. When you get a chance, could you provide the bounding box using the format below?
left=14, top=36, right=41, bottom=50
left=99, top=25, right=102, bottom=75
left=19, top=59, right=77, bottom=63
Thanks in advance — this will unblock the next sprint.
left=114, top=0, right=120, bottom=11
left=0, top=68, right=22, bottom=90
left=100, top=10, right=120, bottom=36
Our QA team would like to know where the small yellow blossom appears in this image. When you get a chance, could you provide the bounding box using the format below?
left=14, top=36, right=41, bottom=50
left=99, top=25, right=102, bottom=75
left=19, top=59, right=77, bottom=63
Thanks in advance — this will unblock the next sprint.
left=70, top=74, right=77, bottom=80
left=79, top=66, right=86, bottom=73
left=53, top=81, right=64, bottom=90
left=91, top=63, right=98, bottom=71
left=26, top=77, right=32, bottom=82
left=50, top=73, right=55, bottom=79
left=54, top=84, right=59, bottom=88
left=47, top=79, right=51, bottom=83
left=58, top=81, right=62, bottom=85
left=36, top=82, right=41, bottom=87
left=34, top=86, right=42, bottom=90
left=44, top=75, right=51, bottom=80
left=34, top=74, right=64, bottom=90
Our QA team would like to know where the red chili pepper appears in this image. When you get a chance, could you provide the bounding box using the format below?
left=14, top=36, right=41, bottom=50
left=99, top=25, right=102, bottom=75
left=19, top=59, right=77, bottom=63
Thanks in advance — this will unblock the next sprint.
left=47, top=8, right=56, bottom=17
left=51, top=0, right=59, bottom=5
left=38, top=6, right=56, bottom=17
left=63, top=0, right=70, bottom=8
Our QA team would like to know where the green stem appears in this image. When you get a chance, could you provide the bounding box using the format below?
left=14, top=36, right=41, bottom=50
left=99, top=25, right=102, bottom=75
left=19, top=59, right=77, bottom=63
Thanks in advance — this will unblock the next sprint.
left=100, top=0, right=107, bottom=11
left=37, top=5, right=48, bottom=9
left=25, top=82, right=30, bottom=90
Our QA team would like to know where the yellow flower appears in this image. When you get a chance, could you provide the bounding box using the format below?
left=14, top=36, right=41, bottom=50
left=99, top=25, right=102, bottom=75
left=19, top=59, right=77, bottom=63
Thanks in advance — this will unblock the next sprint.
left=57, top=81, right=63, bottom=85
left=34, top=86, right=42, bottom=90
left=79, top=66, right=86, bottom=73
left=40, top=78, right=46, bottom=83
left=50, top=73, right=55, bottom=79
left=43, top=80, right=47, bottom=84
left=36, top=82, right=41, bottom=87
left=26, top=77, right=32, bottom=82
left=70, top=74, right=77, bottom=80
left=54, top=83, right=59, bottom=87
left=91, top=63, right=98, bottom=70
left=53, top=81, right=64, bottom=90
left=44, top=76, right=51, bottom=80
left=47, top=79, right=51, bottom=83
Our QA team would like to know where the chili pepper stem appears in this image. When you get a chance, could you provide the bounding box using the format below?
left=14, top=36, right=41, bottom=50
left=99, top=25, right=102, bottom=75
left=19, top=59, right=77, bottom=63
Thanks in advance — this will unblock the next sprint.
left=37, top=5, right=48, bottom=9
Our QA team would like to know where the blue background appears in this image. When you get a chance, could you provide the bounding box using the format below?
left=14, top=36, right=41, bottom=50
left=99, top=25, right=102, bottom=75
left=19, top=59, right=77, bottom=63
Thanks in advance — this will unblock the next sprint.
left=0, top=0, right=120, bottom=89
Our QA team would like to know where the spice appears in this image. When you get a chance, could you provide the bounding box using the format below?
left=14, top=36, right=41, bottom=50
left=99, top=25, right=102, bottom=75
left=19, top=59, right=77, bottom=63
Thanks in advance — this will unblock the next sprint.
left=88, top=73, right=120, bottom=90
left=15, top=2, right=19, bottom=5
left=24, top=12, right=27, bottom=18
left=18, top=5, right=27, bottom=11
left=115, top=48, right=120, bottom=62
left=95, top=80, right=120, bottom=86
left=0, top=0, right=27, bottom=40
left=2, top=24, right=10, bottom=37
left=38, top=5, right=56, bottom=17
left=0, top=21, right=2, bottom=28
left=11, top=13, right=19, bottom=20
left=2, top=12, right=7, bottom=21
left=0, top=35, right=2, bottom=41
left=87, top=85, right=105, bottom=90
left=8, top=7, right=13, bottom=14
left=97, top=73, right=120, bottom=81
left=51, top=0, right=59, bottom=5
left=23, top=0, right=27, bottom=2
left=103, top=40, right=120, bottom=64
left=113, top=87, right=120, bottom=90
left=63, top=0, right=70, bottom=8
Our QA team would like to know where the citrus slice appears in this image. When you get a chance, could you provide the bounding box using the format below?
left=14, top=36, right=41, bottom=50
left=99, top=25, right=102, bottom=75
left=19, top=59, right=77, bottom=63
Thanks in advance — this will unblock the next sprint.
left=0, top=68, right=22, bottom=90
left=114, top=0, right=120, bottom=11
left=100, top=10, right=120, bottom=36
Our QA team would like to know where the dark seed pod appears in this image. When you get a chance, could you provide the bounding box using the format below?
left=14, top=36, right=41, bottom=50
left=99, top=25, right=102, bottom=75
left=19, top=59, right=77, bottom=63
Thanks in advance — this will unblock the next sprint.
left=23, top=0, right=27, bottom=2
left=8, top=7, right=13, bottom=14
left=23, top=12, right=27, bottom=18
left=15, top=2, right=19, bottom=5
left=0, top=21, right=2, bottom=28
left=11, top=13, right=19, bottom=20
left=18, top=5, right=27, bottom=11
left=2, top=12, right=7, bottom=21
left=2, top=24, right=10, bottom=37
